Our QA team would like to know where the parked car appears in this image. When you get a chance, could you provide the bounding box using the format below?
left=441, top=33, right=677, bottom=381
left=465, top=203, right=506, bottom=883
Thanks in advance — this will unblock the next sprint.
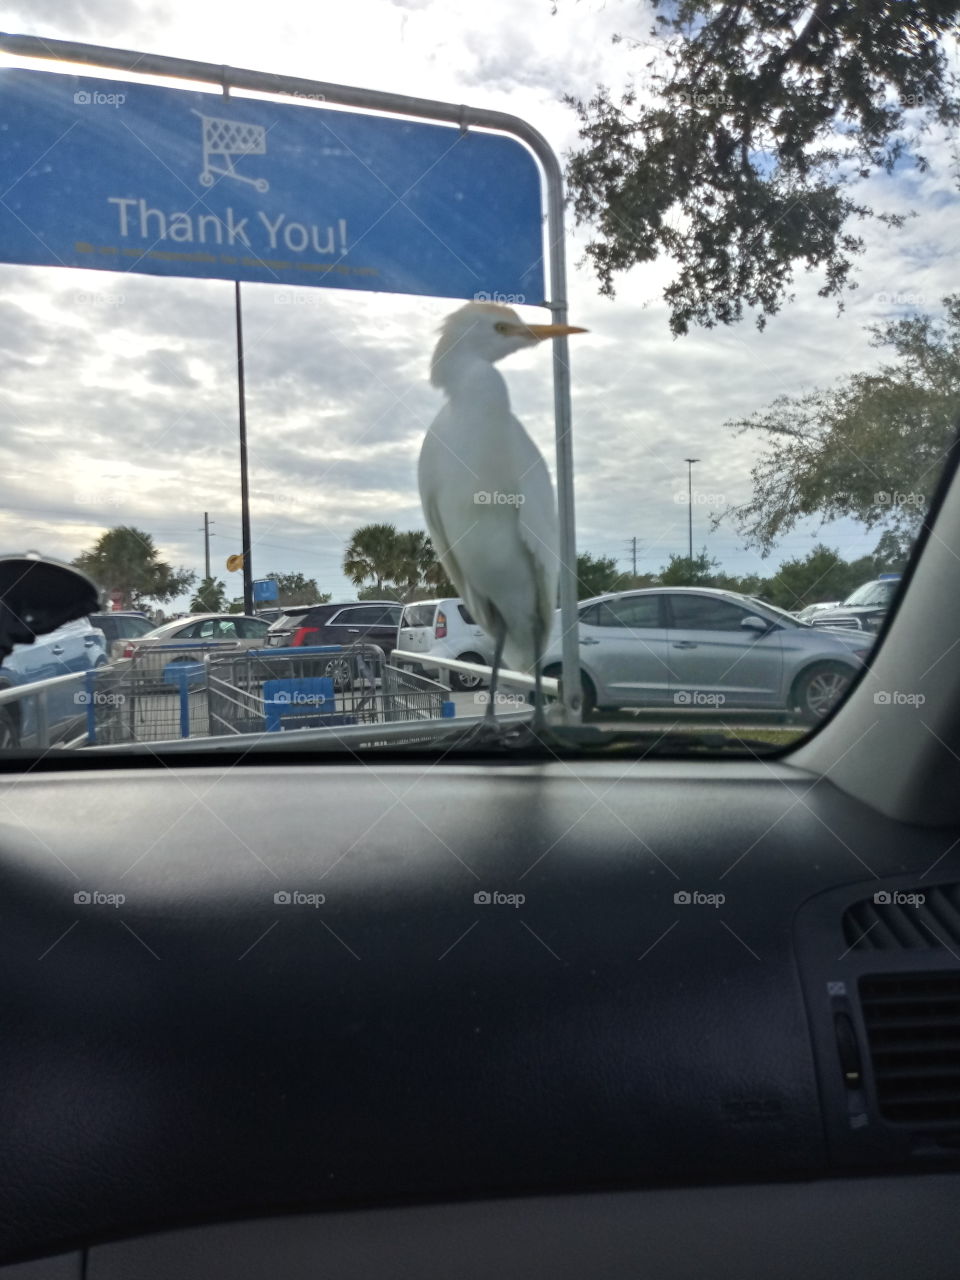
left=808, top=576, right=901, bottom=633
left=793, top=601, right=842, bottom=623
left=266, top=601, right=404, bottom=689
left=87, top=611, right=157, bottom=658
left=0, top=617, right=107, bottom=747
left=396, top=597, right=496, bottom=690
left=119, top=613, right=271, bottom=676
left=540, top=587, right=872, bottom=721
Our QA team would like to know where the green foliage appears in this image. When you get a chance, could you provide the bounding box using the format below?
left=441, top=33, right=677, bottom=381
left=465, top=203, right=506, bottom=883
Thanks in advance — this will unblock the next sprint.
left=264, top=571, right=328, bottom=607
left=659, top=549, right=720, bottom=585
left=190, top=576, right=227, bottom=613
left=343, top=524, right=455, bottom=600
left=564, top=1, right=960, bottom=333
left=576, top=551, right=623, bottom=598
left=74, top=526, right=195, bottom=610
left=721, top=295, right=960, bottom=551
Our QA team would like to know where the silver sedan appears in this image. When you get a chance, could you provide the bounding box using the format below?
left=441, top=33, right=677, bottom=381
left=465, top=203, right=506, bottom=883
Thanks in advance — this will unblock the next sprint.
left=540, top=588, right=873, bottom=721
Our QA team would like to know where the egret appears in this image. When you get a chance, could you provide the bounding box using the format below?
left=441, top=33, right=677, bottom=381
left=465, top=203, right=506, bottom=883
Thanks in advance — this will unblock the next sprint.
left=419, top=301, right=586, bottom=730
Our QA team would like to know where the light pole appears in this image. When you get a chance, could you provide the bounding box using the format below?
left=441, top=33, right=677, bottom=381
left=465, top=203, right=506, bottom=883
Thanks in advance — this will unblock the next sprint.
left=684, top=458, right=699, bottom=561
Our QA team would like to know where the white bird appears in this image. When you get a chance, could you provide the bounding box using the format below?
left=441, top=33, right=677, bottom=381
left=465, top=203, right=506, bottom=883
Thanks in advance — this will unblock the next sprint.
left=419, top=302, right=586, bottom=727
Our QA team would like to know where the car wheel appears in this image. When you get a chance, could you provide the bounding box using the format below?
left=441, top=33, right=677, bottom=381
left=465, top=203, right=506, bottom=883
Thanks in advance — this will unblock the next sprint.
left=542, top=665, right=597, bottom=718
left=0, top=705, right=20, bottom=749
left=792, top=662, right=852, bottom=724
left=324, top=657, right=351, bottom=691
left=450, top=654, right=486, bottom=691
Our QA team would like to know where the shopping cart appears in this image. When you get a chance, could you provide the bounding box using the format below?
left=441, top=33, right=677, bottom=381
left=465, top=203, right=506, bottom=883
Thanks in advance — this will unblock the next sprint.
left=191, top=108, right=269, bottom=193
left=82, top=657, right=209, bottom=745
left=206, top=644, right=454, bottom=737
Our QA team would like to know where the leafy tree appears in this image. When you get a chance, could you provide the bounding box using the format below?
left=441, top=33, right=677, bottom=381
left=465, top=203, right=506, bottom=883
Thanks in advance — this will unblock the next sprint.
left=576, top=551, right=623, bottom=598
left=343, top=523, right=400, bottom=594
left=658, top=549, right=719, bottom=585
left=74, top=526, right=195, bottom=610
left=565, top=1, right=960, bottom=334
left=191, top=576, right=227, bottom=613
left=720, top=295, right=960, bottom=553
left=264, top=571, right=328, bottom=607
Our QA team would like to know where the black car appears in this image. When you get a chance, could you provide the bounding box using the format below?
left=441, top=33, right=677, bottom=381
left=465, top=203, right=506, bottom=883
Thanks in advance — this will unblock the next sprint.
left=265, top=600, right=404, bottom=684
left=86, top=611, right=156, bottom=652
left=809, top=576, right=901, bottom=634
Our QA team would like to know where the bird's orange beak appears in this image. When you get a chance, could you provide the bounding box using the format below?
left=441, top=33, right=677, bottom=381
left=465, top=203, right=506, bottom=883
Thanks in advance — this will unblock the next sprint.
left=516, top=323, right=588, bottom=341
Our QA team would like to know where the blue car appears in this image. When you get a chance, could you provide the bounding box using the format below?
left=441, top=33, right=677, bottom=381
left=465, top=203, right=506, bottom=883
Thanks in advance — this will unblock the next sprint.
left=0, top=617, right=107, bottom=746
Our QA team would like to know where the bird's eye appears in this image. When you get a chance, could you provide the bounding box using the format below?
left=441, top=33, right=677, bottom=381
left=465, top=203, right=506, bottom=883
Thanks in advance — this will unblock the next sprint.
left=494, top=322, right=509, bottom=334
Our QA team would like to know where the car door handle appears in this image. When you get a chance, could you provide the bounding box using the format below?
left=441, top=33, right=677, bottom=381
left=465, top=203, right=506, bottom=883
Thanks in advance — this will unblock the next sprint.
left=84, top=637, right=98, bottom=646
left=579, top=637, right=600, bottom=645
left=672, top=641, right=698, bottom=649
left=51, top=645, right=64, bottom=655
left=347, top=629, right=360, bottom=634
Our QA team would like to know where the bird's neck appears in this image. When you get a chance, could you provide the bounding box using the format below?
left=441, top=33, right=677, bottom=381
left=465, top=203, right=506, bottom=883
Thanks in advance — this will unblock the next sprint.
left=431, top=353, right=510, bottom=412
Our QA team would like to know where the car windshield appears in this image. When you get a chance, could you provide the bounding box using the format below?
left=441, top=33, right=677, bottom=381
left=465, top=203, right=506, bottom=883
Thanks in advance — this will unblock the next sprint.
left=844, top=580, right=898, bottom=607
left=0, top=7, right=953, bottom=758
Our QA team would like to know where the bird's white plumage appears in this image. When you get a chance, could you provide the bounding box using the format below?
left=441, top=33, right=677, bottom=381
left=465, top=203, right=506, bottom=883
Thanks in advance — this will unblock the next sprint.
left=419, top=302, right=559, bottom=674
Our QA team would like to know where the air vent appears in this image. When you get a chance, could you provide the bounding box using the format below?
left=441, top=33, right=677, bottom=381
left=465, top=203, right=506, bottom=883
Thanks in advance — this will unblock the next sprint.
left=860, top=973, right=960, bottom=1124
left=843, top=883, right=960, bottom=951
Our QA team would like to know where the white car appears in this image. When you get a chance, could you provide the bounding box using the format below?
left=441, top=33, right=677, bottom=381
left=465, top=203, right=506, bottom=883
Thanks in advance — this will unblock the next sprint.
left=396, top=598, right=496, bottom=690
left=793, top=601, right=842, bottom=623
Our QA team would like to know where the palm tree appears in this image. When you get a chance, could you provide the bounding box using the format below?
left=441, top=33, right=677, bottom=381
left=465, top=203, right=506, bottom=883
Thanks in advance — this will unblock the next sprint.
left=421, top=536, right=457, bottom=596
left=342, top=523, right=400, bottom=594
left=190, top=576, right=227, bottom=612
left=391, top=530, right=431, bottom=600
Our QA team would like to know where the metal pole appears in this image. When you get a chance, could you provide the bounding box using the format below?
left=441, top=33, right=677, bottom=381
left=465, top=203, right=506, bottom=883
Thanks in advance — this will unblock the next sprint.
left=235, top=282, right=254, bottom=616
left=0, top=33, right=580, bottom=715
left=203, top=512, right=211, bottom=581
left=685, top=458, right=699, bottom=562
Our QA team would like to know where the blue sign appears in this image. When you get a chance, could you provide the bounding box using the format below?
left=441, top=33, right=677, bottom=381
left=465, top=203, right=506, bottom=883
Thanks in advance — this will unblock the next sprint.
left=253, top=578, right=279, bottom=602
left=0, top=69, right=545, bottom=302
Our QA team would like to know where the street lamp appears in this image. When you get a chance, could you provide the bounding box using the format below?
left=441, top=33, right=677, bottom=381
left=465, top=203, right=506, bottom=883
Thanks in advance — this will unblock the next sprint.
left=684, top=458, right=699, bottom=561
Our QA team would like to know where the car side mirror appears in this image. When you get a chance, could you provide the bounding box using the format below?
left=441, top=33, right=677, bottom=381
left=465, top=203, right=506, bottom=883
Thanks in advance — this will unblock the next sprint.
left=0, top=553, right=101, bottom=665
left=741, top=614, right=772, bottom=634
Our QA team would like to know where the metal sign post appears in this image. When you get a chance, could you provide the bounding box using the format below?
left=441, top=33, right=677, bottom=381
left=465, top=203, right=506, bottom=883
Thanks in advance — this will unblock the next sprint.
left=0, top=32, right=584, bottom=722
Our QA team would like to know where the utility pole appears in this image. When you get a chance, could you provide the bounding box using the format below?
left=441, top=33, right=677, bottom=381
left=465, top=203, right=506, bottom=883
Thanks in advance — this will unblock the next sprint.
left=624, top=536, right=638, bottom=577
left=201, top=512, right=212, bottom=581
left=684, top=458, right=700, bottom=561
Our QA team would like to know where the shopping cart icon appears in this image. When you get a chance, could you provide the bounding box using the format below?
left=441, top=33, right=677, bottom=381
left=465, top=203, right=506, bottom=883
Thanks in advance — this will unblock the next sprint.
left=191, top=108, right=269, bottom=193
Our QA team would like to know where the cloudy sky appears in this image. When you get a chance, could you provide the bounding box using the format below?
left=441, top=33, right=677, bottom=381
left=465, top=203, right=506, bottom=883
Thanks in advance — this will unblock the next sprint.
left=0, top=0, right=957, bottom=607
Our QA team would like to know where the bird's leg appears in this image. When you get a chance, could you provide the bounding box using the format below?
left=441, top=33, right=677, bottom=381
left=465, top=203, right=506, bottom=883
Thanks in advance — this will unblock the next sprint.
left=531, top=660, right=545, bottom=735
left=485, top=620, right=506, bottom=722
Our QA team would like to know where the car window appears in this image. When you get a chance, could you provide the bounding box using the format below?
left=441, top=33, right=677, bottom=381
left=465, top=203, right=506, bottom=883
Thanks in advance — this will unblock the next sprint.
left=457, top=604, right=476, bottom=626
left=172, top=621, right=202, bottom=640
left=235, top=618, right=269, bottom=639
left=215, top=619, right=239, bottom=640
left=844, top=581, right=897, bottom=607
left=667, top=595, right=750, bottom=632
left=592, top=596, right=662, bottom=628
left=402, top=604, right=437, bottom=627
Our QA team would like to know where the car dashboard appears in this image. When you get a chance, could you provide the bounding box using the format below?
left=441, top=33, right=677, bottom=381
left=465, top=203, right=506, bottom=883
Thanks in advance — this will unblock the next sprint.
left=0, top=755, right=959, bottom=1278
